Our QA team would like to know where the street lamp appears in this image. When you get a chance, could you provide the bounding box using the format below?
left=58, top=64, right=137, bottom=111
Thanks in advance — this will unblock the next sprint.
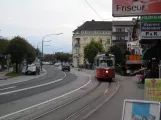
left=42, top=33, right=63, bottom=57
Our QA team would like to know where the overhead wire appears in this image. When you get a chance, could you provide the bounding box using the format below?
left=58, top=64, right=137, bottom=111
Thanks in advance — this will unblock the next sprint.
left=84, top=0, right=103, bottom=21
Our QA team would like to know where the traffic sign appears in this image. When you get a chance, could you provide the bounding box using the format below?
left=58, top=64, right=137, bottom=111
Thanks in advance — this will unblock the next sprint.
left=141, top=15, right=161, bottom=22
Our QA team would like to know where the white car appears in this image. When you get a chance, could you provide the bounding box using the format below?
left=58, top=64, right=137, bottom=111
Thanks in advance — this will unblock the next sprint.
left=25, top=64, right=37, bottom=75
left=42, top=62, right=50, bottom=65
left=54, top=63, right=61, bottom=67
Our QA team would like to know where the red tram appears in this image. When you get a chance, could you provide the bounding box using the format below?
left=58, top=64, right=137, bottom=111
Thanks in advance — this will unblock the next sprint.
left=94, top=53, right=115, bottom=81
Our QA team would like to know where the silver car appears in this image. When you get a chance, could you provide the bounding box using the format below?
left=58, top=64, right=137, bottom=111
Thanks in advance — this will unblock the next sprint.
left=25, top=64, right=37, bottom=75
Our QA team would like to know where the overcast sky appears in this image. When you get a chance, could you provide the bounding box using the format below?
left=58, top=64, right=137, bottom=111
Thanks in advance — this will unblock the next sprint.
left=0, top=0, right=132, bottom=54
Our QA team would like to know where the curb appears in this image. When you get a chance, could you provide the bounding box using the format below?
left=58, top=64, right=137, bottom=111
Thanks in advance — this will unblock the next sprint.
left=0, top=68, right=47, bottom=87
left=80, top=76, right=120, bottom=120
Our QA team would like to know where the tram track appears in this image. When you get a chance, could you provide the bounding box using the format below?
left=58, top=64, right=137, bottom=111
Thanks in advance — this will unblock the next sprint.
left=31, top=78, right=111, bottom=120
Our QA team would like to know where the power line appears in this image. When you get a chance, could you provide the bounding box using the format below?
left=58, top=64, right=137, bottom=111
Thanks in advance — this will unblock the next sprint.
left=84, top=0, right=103, bottom=20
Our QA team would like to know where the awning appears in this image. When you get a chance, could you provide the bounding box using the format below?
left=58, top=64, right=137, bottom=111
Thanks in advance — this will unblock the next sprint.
left=141, top=45, right=157, bottom=60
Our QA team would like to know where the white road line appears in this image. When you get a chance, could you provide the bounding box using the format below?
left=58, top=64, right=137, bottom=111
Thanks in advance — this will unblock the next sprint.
left=0, top=74, right=91, bottom=120
left=0, top=68, right=47, bottom=87
left=0, top=73, right=66, bottom=96
left=0, top=86, right=16, bottom=91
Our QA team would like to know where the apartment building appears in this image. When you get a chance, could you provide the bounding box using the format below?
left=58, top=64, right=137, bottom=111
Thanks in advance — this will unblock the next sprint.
left=72, top=20, right=112, bottom=67
left=112, top=21, right=134, bottom=52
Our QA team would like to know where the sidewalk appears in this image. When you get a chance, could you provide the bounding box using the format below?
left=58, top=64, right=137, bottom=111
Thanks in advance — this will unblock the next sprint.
left=0, top=68, right=13, bottom=80
left=0, top=68, right=47, bottom=86
left=87, top=75, right=144, bottom=120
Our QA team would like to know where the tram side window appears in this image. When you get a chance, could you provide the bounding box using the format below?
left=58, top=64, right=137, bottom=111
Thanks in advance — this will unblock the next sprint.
left=97, top=60, right=99, bottom=66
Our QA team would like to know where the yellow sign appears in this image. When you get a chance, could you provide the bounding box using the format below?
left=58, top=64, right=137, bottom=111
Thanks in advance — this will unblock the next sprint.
left=145, top=79, right=161, bottom=101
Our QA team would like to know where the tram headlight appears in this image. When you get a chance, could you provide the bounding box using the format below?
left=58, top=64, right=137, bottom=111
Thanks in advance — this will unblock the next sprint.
left=106, top=70, right=108, bottom=73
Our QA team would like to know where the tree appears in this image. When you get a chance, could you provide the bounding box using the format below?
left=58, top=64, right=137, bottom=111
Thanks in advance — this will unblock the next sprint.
left=35, top=48, right=42, bottom=57
left=6, top=36, right=29, bottom=73
left=108, top=45, right=124, bottom=65
left=0, top=38, right=9, bottom=54
left=84, top=40, right=105, bottom=65
left=55, top=52, right=72, bottom=62
left=124, top=50, right=131, bottom=56
left=0, top=38, right=9, bottom=69
left=26, top=43, right=36, bottom=64
left=43, top=54, right=55, bottom=61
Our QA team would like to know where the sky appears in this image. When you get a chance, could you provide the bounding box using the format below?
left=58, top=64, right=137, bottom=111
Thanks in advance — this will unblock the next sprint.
left=0, top=0, right=132, bottom=54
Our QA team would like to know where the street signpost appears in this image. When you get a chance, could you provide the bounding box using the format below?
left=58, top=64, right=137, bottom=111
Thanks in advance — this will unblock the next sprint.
left=141, top=15, right=161, bottom=39
left=122, top=99, right=160, bottom=120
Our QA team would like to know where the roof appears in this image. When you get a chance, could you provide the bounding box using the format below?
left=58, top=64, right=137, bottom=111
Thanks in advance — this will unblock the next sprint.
left=112, top=21, right=133, bottom=26
left=73, top=20, right=112, bottom=32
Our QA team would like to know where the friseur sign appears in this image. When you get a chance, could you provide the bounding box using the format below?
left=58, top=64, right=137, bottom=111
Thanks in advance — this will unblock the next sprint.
left=112, top=0, right=161, bottom=17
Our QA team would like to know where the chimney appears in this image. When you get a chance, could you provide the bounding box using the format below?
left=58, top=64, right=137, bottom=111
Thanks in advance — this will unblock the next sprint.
left=92, top=19, right=95, bottom=22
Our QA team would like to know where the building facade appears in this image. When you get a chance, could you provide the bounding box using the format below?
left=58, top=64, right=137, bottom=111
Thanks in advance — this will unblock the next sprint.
left=72, top=20, right=112, bottom=67
left=112, top=21, right=134, bottom=52
left=72, top=20, right=143, bottom=67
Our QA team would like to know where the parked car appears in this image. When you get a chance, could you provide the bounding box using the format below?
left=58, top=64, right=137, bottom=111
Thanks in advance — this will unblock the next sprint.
left=42, top=62, right=50, bottom=65
left=54, top=63, right=61, bottom=67
left=25, top=64, right=37, bottom=75
left=62, top=63, right=70, bottom=71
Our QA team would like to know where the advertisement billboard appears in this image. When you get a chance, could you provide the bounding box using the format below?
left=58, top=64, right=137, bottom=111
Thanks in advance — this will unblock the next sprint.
left=145, top=79, right=161, bottom=101
left=140, top=15, right=161, bottom=39
left=112, top=0, right=161, bottom=17
left=122, top=99, right=160, bottom=120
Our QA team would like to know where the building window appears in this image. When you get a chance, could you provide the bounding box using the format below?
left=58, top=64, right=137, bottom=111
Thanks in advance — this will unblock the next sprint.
left=107, top=39, right=110, bottom=45
left=116, top=36, right=125, bottom=40
left=100, top=39, right=102, bottom=43
left=116, top=28, right=125, bottom=32
left=76, top=38, right=80, bottom=44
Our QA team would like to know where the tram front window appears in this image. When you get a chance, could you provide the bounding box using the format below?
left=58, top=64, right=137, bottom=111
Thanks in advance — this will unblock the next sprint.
left=100, top=60, right=113, bottom=67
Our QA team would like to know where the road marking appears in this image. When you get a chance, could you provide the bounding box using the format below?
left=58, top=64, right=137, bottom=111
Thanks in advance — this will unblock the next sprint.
left=0, top=86, right=16, bottom=91
left=0, top=73, right=66, bottom=96
left=104, top=88, right=109, bottom=95
left=0, top=68, right=47, bottom=87
left=0, top=73, right=91, bottom=120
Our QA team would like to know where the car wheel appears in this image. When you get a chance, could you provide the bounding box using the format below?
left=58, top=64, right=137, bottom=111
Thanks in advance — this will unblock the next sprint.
left=33, top=72, right=37, bottom=75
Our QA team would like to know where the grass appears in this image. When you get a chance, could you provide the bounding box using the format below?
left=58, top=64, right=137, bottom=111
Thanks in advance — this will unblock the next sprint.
left=137, top=83, right=145, bottom=89
left=6, top=72, right=23, bottom=77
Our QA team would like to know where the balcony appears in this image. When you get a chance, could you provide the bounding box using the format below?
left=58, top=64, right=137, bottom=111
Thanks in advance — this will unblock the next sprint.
left=112, top=40, right=127, bottom=43
left=112, top=32, right=128, bottom=36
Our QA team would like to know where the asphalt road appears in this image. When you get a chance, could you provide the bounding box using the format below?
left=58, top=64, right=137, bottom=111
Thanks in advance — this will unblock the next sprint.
left=19, top=73, right=110, bottom=120
left=87, top=75, right=144, bottom=120
left=0, top=65, right=77, bottom=104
